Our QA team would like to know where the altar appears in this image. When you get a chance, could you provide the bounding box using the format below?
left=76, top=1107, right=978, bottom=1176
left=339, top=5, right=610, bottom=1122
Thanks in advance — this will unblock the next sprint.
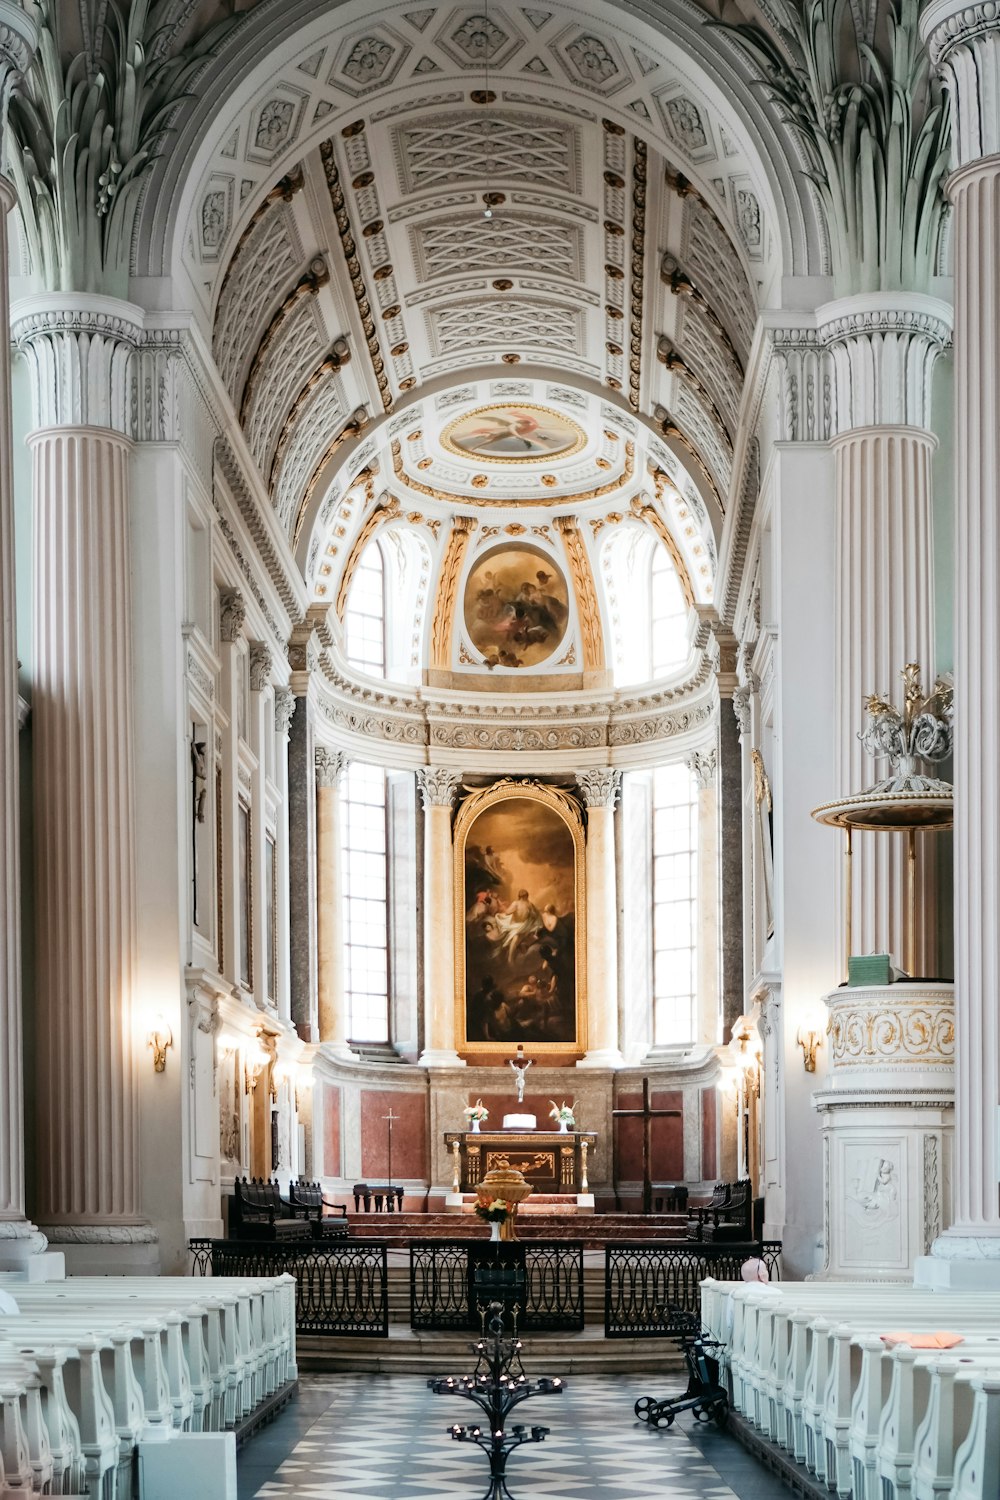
left=444, top=1129, right=597, bottom=1198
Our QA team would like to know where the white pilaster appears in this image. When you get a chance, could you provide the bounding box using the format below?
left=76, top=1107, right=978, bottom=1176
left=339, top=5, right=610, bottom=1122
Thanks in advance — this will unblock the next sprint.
left=688, top=749, right=720, bottom=1047
left=315, top=746, right=352, bottom=1059
left=818, top=295, right=951, bottom=975
left=14, top=296, right=156, bottom=1271
left=417, top=767, right=465, bottom=1066
left=576, top=769, right=624, bottom=1068
left=0, top=2, right=43, bottom=1261
left=917, top=0, right=1000, bottom=1284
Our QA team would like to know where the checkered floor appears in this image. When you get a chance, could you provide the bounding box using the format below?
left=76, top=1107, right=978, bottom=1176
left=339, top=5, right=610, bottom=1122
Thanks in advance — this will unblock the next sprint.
left=239, top=1373, right=783, bottom=1499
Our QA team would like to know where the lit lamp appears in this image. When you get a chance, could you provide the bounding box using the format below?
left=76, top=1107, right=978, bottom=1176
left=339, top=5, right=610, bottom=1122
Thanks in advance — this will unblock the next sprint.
left=146, top=1017, right=173, bottom=1073
left=796, top=1027, right=823, bottom=1073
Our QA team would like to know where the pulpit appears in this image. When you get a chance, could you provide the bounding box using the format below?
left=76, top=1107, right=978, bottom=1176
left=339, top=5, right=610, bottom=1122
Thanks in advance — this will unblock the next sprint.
left=444, top=1129, right=597, bottom=1197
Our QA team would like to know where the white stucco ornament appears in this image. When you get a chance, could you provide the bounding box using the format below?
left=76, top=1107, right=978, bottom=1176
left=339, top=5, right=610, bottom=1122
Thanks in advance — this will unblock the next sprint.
left=859, top=662, right=953, bottom=795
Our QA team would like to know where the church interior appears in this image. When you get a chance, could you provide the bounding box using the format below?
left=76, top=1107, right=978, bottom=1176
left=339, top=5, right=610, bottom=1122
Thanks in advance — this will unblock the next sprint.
left=0, top=0, right=998, bottom=1495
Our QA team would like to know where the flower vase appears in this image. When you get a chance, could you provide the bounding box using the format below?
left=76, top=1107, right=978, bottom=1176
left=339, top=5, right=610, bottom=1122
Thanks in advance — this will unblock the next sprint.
left=471, top=1118, right=480, bottom=1133
left=490, top=1220, right=501, bottom=1241
left=558, top=1120, right=569, bottom=1133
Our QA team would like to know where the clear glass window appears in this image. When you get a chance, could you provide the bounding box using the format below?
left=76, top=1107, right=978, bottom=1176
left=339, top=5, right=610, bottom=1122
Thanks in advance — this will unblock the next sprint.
left=344, top=542, right=386, bottom=678
left=651, top=762, right=698, bottom=1045
left=342, top=761, right=389, bottom=1042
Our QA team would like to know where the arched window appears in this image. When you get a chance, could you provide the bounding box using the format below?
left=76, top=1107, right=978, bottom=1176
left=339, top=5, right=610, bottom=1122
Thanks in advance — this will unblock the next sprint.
left=651, top=762, right=698, bottom=1045
left=603, top=527, right=690, bottom=686
left=344, top=540, right=386, bottom=677
left=342, top=760, right=389, bottom=1042
left=650, top=542, right=689, bottom=679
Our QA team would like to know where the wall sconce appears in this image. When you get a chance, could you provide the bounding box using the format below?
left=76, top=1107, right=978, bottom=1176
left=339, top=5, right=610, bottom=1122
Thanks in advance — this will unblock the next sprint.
left=147, top=1017, right=173, bottom=1073
left=796, top=1027, right=823, bottom=1073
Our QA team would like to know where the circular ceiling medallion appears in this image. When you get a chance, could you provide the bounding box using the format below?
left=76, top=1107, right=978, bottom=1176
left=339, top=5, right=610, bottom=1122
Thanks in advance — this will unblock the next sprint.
left=441, top=402, right=586, bottom=464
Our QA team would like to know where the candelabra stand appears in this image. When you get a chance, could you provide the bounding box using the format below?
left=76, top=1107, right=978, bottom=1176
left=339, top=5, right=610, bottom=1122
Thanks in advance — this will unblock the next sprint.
left=428, top=1302, right=565, bottom=1500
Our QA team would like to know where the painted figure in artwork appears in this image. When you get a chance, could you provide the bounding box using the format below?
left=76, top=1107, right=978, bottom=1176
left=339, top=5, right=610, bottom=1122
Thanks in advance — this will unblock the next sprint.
left=463, top=795, right=577, bottom=1045
left=463, top=546, right=570, bottom=669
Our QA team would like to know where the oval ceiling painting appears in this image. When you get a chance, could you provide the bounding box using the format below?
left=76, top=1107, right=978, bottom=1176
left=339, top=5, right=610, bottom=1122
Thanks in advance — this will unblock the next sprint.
left=442, top=402, right=585, bottom=462
left=464, top=545, right=571, bottom=670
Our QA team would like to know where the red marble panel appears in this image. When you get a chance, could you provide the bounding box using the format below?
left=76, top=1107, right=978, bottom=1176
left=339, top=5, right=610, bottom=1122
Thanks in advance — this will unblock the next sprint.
left=613, top=1089, right=684, bottom=1182
left=360, top=1090, right=428, bottom=1179
left=322, top=1084, right=341, bottom=1177
left=701, top=1086, right=718, bottom=1180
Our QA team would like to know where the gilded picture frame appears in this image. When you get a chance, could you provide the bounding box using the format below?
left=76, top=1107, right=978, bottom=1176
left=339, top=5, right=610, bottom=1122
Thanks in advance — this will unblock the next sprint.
left=454, top=779, right=587, bottom=1057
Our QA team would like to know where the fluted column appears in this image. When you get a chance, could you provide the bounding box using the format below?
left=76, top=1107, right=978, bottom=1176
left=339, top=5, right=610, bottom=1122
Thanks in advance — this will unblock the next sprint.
left=0, top=2, right=43, bottom=1263
left=819, top=296, right=951, bottom=975
left=416, top=768, right=465, bottom=1066
left=576, top=769, right=623, bottom=1068
left=14, top=295, right=155, bottom=1270
left=918, top=0, right=1000, bottom=1279
left=315, top=747, right=352, bottom=1058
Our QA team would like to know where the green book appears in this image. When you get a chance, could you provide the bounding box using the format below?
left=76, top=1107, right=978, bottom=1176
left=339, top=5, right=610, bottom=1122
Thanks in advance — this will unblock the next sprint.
left=848, top=954, right=894, bottom=987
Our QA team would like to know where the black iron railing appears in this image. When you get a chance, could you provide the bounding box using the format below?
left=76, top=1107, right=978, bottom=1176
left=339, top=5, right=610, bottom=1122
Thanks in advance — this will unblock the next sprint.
left=604, top=1241, right=782, bottom=1338
left=410, top=1240, right=585, bottom=1332
left=189, top=1237, right=389, bottom=1336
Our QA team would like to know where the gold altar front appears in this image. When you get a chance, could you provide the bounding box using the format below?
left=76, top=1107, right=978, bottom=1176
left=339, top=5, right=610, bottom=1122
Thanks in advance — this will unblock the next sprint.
left=444, top=1129, right=597, bottom=1195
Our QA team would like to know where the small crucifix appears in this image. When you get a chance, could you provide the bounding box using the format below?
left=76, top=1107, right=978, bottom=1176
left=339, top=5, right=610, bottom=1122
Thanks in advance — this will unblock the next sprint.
left=383, top=1108, right=399, bottom=1209
left=612, top=1078, right=682, bottom=1215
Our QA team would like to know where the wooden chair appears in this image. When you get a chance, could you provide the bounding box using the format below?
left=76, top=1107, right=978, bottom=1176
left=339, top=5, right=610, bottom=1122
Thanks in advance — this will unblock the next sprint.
left=230, top=1176, right=311, bottom=1240
left=288, top=1180, right=349, bottom=1240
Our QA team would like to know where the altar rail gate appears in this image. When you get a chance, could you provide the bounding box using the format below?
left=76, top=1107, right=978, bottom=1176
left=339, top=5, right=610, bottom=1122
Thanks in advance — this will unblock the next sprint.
left=188, top=1236, right=780, bottom=1339
left=409, top=1239, right=585, bottom=1332
left=190, top=1238, right=389, bottom=1337
left=604, top=1241, right=783, bottom=1338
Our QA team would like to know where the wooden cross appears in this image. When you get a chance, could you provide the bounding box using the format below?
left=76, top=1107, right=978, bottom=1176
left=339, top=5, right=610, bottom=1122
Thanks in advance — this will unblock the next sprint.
left=612, top=1078, right=682, bottom=1215
left=383, top=1109, right=399, bottom=1200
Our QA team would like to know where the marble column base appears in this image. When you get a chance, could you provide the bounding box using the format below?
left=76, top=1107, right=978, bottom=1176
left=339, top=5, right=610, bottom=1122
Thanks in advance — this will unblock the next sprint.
left=915, top=1230, right=1000, bottom=1289
left=0, top=1217, right=48, bottom=1269
left=40, top=1222, right=160, bottom=1277
left=577, top=1047, right=624, bottom=1069
left=418, top=1048, right=466, bottom=1068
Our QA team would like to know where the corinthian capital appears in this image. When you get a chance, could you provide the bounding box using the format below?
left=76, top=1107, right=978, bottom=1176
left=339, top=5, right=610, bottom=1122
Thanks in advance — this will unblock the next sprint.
left=273, top=689, right=295, bottom=737
left=417, top=767, right=463, bottom=808
left=816, top=294, right=953, bottom=433
left=219, top=588, right=246, bottom=643
left=315, top=747, right=347, bottom=790
left=12, top=295, right=143, bottom=433
left=249, top=643, right=272, bottom=693
left=576, top=768, right=622, bottom=809
left=922, top=0, right=1000, bottom=166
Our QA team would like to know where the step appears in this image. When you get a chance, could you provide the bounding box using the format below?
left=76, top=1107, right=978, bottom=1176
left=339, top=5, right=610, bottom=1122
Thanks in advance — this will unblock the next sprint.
left=297, top=1325, right=687, bottom=1375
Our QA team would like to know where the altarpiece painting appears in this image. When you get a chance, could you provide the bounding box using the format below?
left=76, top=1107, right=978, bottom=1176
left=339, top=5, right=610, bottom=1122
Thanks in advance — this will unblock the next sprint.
left=454, top=781, right=586, bottom=1055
